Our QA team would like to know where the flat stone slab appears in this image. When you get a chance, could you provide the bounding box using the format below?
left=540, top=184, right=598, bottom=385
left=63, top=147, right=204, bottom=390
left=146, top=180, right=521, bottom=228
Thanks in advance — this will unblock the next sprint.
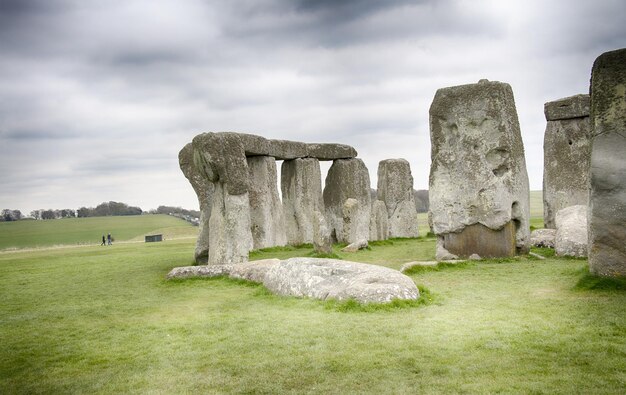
left=544, top=94, right=590, bottom=121
left=306, top=143, right=357, bottom=160
left=167, top=258, right=418, bottom=304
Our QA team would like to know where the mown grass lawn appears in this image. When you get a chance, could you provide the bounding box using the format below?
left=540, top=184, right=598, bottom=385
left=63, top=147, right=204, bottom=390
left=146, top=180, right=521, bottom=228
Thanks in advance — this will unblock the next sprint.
left=1, top=237, right=625, bottom=394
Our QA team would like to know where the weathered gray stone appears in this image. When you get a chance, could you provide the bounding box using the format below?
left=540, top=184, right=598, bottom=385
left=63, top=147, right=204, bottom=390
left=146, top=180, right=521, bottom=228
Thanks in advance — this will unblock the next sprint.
left=544, top=94, right=590, bottom=121
left=341, top=239, right=368, bottom=253
left=179, top=143, right=214, bottom=263
left=369, top=200, right=389, bottom=241
left=268, top=139, right=308, bottom=160
left=281, top=158, right=324, bottom=245
left=192, top=132, right=249, bottom=195
left=166, top=264, right=233, bottom=280
left=530, top=228, right=556, bottom=248
left=429, top=79, right=531, bottom=258
left=323, top=158, right=372, bottom=244
left=377, top=159, right=419, bottom=238
left=263, top=258, right=419, bottom=303
left=238, top=133, right=271, bottom=156
left=168, top=258, right=418, bottom=304
left=208, top=182, right=253, bottom=264
left=341, top=198, right=369, bottom=244
left=555, top=205, right=588, bottom=258
left=435, top=239, right=459, bottom=261
left=588, top=48, right=626, bottom=277
left=247, top=156, right=287, bottom=250
left=543, top=95, right=591, bottom=229
left=306, top=143, right=357, bottom=160
left=312, top=210, right=333, bottom=255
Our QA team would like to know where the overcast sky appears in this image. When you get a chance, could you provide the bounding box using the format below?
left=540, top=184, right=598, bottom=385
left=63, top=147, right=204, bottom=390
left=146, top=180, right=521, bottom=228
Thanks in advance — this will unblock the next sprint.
left=1, top=0, right=624, bottom=214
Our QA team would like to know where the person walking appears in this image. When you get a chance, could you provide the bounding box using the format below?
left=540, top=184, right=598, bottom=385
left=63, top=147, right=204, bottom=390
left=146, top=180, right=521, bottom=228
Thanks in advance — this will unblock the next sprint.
left=107, top=233, right=112, bottom=245
left=101, top=235, right=106, bottom=246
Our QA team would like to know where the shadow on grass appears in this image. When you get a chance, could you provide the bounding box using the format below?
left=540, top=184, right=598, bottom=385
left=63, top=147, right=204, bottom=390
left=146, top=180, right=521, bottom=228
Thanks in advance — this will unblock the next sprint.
left=574, top=268, right=626, bottom=292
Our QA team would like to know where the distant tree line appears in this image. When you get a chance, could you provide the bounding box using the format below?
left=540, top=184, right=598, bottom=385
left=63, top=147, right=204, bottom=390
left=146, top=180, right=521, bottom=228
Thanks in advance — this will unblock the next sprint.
left=149, top=205, right=200, bottom=219
left=30, top=209, right=76, bottom=220
left=1, top=209, right=22, bottom=222
left=77, top=201, right=142, bottom=217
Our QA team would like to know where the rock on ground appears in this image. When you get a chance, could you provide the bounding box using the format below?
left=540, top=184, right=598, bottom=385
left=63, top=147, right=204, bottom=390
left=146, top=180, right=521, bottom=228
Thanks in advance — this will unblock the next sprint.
left=377, top=159, right=419, bottom=238
left=323, top=158, right=371, bottom=244
left=281, top=158, right=324, bottom=245
left=429, top=79, right=530, bottom=257
left=543, top=94, right=591, bottom=229
left=341, top=239, right=368, bottom=253
left=588, top=48, right=626, bottom=277
left=167, top=258, right=419, bottom=304
left=555, top=205, right=588, bottom=258
left=530, top=228, right=556, bottom=248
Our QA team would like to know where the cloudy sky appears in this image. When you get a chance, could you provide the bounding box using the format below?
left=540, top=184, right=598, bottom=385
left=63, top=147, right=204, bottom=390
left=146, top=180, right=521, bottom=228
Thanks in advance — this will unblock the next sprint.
left=1, top=0, right=624, bottom=214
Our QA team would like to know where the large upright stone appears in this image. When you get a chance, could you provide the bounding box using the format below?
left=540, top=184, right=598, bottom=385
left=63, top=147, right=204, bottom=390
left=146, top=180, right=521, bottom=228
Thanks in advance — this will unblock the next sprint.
left=192, top=132, right=249, bottom=195
left=323, top=158, right=372, bottom=244
left=588, top=48, right=626, bottom=277
left=281, top=158, right=324, bottom=245
left=179, top=143, right=214, bottom=263
left=208, top=182, right=253, bottom=264
left=247, top=156, right=286, bottom=250
left=429, top=79, right=530, bottom=258
left=543, top=94, right=591, bottom=228
left=377, top=159, right=419, bottom=238
left=369, top=200, right=389, bottom=241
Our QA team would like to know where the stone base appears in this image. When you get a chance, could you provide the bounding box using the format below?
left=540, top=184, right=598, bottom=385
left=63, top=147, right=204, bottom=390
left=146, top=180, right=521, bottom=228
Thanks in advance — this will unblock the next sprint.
left=442, top=222, right=516, bottom=258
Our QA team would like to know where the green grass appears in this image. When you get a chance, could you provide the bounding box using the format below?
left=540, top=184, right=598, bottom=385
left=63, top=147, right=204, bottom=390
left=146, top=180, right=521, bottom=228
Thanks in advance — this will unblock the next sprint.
left=1, top=237, right=625, bottom=394
left=0, top=215, right=197, bottom=250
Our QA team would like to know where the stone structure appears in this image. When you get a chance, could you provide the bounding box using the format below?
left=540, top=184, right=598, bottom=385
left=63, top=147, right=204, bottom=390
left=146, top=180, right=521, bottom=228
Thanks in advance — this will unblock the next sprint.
left=281, top=158, right=324, bottom=245
left=588, top=48, right=626, bottom=277
left=429, top=79, right=530, bottom=259
left=555, top=205, right=588, bottom=258
left=179, top=143, right=214, bottom=263
left=369, top=200, right=389, bottom=241
left=323, top=158, right=372, bottom=244
left=180, top=132, right=359, bottom=264
left=247, top=156, right=286, bottom=249
left=377, top=159, right=419, bottom=238
left=530, top=228, right=556, bottom=248
left=543, top=94, right=591, bottom=228
left=167, top=257, right=419, bottom=304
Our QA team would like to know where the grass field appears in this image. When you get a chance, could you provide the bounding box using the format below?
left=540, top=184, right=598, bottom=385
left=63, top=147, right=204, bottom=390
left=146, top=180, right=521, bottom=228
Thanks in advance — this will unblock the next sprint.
left=0, top=214, right=197, bottom=250
left=1, top=238, right=625, bottom=393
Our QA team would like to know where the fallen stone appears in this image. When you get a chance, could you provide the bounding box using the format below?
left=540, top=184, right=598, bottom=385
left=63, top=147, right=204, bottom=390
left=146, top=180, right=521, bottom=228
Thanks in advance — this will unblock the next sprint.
left=435, top=240, right=459, bottom=261
left=341, top=239, right=368, bottom=253
left=263, top=258, right=419, bottom=303
left=555, top=205, right=588, bottom=258
left=429, top=79, right=531, bottom=257
left=530, top=228, right=556, bottom=248
left=588, top=48, right=626, bottom=277
left=229, top=259, right=281, bottom=283
left=306, top=143, right=357, bottom=160
left=543, top=95, right=591, bottom=229
left=528, top=252, right=546, bottom=260
left=468, top=253, right=481, bottom=260
left=167, top=264, right=232, bottom=280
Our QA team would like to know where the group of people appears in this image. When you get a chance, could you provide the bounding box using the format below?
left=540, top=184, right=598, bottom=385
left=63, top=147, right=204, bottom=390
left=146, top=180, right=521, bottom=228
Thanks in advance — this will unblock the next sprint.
left=101, top=233, right=113, bottom=246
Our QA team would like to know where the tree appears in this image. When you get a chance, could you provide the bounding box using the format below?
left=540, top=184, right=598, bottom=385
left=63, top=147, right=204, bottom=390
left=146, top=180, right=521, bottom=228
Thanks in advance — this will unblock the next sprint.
left=1, top=209, right=21, bottom=221
left=41, top=210, right=57, bottom=220
left=30, top=210, right=41, bottom=220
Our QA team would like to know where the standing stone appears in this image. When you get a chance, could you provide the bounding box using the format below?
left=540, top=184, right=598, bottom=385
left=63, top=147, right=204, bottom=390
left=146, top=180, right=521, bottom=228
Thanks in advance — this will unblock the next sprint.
left=543, top=94, right=591, bottom=229
left=377, top=159, right=419, bottom=238
left=588, top=48, right=626, bottom=277
left=179, top=143, right=214, bottom=263
left=369, top=200, right=389, bottom=241
left=208, top=182, right=253, bottom=264
left=323, top=158, right=372, bottom=244
left=247, top=156, right=287, bottom=250
left=429, top=79, right=530, bottom=258
left=281, top=158, right=324, bottom=245
left=312, top=210, right=332, bottom=255
left=555, top=205, right=588, bottom=258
